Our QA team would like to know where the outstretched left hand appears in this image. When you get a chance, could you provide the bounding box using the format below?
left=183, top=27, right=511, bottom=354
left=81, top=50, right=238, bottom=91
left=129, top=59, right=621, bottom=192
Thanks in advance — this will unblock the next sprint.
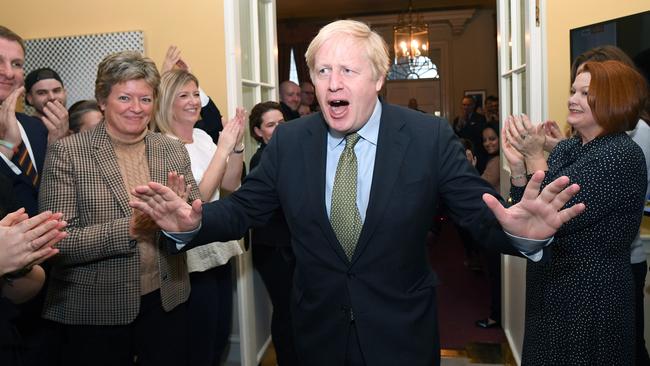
left=482, top=171, right=585, bottom=240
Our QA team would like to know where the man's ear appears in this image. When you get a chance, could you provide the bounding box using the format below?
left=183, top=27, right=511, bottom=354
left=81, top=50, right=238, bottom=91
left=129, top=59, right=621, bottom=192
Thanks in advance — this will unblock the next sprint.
left=374, top=76, right=385, bottom=92
left=25, top=93, right=34, bottom=106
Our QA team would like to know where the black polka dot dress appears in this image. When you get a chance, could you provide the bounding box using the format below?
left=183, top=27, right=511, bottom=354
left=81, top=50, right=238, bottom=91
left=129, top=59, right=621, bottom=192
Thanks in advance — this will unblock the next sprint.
left=511, top=133, right=647, bottom=365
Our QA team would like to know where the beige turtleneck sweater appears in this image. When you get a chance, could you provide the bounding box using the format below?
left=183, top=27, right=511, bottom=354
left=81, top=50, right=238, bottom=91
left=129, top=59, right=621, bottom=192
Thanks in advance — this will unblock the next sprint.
left=109, top=128, right=160, bottom=295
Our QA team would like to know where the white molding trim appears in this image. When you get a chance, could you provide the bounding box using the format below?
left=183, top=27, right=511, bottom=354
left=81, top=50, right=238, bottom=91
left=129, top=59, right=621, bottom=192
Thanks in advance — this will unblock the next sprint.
left=224, top=2, right=259, bottom=366
left=224, top=0, right=242, bottom=115
left=540, top=0, right=548, bottom=122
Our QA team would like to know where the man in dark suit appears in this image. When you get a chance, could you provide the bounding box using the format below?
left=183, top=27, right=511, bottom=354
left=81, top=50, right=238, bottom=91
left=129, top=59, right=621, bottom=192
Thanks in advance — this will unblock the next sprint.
left=131, top=20, right=585, bottom=366
left=0, top=27, right=48, bottom=217
left=0, top=25, right=63, bottom=366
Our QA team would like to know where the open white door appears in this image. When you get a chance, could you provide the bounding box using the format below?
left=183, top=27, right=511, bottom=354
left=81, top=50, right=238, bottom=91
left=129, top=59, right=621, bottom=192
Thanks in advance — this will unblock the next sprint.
left=223, top=0, right=279, bottom=365
left=496, top=0, right=546, bottom=363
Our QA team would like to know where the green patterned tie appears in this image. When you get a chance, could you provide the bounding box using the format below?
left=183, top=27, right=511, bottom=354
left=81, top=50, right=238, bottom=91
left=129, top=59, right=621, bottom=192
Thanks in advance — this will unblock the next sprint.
left=330, top=133, right=363, bottom=259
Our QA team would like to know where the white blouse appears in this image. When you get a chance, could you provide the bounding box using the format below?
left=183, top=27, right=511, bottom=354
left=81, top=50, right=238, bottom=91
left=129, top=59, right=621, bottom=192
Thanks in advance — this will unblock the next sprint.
left=175, top=129, right=243, bottom=272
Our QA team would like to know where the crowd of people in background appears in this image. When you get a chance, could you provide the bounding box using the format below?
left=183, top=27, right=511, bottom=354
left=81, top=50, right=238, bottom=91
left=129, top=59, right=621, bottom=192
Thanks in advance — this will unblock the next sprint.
left=1, top=18, right=649, bottom=366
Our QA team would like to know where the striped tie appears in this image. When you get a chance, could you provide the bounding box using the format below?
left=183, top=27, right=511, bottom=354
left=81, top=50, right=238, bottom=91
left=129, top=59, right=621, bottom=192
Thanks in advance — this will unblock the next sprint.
left=330, top=133, right=363, bottom=259
left=12, top=142, right=39, bottom=187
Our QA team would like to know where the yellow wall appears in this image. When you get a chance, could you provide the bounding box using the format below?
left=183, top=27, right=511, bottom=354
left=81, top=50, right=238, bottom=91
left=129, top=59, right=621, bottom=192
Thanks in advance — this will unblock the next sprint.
left=0, top=0, right=229, bottom=111
left=546, top=0, right=650, bottom=125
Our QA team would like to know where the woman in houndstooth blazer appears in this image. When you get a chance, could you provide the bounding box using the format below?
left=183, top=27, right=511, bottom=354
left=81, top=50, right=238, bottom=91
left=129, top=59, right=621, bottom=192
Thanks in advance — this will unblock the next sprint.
left=38, top=51, right=200, bottom=366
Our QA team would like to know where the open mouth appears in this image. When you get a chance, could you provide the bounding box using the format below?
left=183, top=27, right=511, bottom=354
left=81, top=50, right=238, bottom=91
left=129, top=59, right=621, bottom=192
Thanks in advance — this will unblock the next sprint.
left=329, top=100, right=349, bottom=107
left=328, top=100, right=350, bottom=118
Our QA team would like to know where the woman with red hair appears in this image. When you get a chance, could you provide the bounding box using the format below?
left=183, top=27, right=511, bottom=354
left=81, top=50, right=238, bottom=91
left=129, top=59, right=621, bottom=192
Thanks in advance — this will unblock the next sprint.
left=504, top=60, right=648, bottom=364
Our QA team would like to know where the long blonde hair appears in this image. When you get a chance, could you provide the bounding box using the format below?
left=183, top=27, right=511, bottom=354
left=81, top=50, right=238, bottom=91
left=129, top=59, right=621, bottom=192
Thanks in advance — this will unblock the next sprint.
left=151, top=69, right=199, bottom=135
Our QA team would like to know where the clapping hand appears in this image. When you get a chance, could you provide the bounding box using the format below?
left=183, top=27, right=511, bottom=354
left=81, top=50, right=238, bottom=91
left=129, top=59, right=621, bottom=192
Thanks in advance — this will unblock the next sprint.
left=167, top=171, right=191, bottom=202
left=161, top=45, right=191, bottom=74
left=0, top=87, right=24, bottom=157
left=0, top=208, right=67, bottom=276
left=42, top=100, right=70, bottom=144
left=219, top=107, right=246, bottom=153
left=501, top=116, right=526, bottom=176
left=542, top=120, right=566, bottom=152
left=504, top=114, right=545, bottom=159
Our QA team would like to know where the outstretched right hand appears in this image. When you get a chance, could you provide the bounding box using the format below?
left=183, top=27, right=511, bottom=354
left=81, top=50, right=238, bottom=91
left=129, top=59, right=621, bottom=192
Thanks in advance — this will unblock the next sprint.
left=129, top=180, right=203, bottom=233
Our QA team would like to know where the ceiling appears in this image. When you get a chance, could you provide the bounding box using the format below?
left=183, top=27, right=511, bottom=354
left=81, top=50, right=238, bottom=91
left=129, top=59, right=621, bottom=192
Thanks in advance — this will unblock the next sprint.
left=276, top=0, right=495, bottom=21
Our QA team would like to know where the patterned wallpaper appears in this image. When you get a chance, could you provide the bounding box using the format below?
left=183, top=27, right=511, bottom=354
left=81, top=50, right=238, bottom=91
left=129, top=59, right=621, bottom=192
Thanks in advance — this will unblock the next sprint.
left=23, top=31, right=144, bottom=111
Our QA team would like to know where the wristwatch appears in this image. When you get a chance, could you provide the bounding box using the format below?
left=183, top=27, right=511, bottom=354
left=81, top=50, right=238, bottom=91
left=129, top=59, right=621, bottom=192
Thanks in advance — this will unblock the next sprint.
left=2, top=266, right=34, bottom=284
left=232, top=143, right=245, bottom=154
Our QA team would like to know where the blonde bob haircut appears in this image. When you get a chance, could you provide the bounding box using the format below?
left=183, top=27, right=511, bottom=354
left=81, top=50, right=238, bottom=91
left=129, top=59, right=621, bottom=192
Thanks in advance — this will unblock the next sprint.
left=305, top=19, right=390, bottom=82
left=151, top=69, right=199, bottom=135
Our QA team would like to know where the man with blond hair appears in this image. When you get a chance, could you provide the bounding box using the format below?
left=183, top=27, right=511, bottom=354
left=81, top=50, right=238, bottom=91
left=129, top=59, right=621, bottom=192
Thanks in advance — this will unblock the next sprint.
left=131, top=20, right=585, bottom=366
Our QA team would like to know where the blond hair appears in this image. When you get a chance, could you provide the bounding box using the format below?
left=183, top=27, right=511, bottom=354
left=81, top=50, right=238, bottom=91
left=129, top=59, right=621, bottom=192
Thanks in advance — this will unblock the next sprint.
left=152, top=69, right=199, bottom=135
left=95, top=51, right=159, bottom=105
left=305, top=20, right=390, bottom=81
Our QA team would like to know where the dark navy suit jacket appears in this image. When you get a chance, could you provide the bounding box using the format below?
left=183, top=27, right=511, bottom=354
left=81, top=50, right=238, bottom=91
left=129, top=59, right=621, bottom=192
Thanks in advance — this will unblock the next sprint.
left=183, top=102, right=519, bottom=366
left=0, top=113, right=47, bottom=216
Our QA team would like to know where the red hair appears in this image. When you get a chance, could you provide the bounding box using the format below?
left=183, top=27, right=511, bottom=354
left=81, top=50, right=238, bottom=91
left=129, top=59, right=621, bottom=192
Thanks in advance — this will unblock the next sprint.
left=579, top=60, right=648, bottom=134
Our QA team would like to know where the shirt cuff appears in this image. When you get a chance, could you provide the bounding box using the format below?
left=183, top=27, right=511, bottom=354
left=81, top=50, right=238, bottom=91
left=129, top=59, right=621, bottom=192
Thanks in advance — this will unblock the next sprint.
left=0, top=149, right=21, bottom=175
left=505, top=230, right=554, bottom=262
left=163, top=223, right=202, bottom=250
left=199, top=88, right=210, bottom=108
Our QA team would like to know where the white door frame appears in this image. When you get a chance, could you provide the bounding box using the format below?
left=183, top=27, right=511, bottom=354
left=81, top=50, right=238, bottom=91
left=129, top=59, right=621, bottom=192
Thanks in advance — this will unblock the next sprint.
left=223, top=0, right=279, bottom=365
left=496, top=0, right=546, bottom=363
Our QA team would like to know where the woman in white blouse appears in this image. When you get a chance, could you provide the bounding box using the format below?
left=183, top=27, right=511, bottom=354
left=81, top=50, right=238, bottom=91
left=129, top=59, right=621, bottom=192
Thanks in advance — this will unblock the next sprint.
left=152, top=69, right=245, bottom=366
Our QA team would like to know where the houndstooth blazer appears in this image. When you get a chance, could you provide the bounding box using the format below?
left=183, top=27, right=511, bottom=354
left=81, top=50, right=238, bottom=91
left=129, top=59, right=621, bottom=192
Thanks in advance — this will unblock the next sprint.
left=38, top=122, right=201, bottom=325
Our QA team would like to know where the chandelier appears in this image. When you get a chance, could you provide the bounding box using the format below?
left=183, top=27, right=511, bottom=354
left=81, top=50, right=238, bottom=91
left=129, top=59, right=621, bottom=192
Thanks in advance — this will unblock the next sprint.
left=393, top=0, right=429, bottom=65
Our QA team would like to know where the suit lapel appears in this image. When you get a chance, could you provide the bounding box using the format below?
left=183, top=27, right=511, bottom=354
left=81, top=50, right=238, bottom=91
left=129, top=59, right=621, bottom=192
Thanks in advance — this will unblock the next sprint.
left=303, top=115, right=351, bottom=263
left=91, top=123, right=132, bottom=217
left=351, top=104, right=409, bottom=264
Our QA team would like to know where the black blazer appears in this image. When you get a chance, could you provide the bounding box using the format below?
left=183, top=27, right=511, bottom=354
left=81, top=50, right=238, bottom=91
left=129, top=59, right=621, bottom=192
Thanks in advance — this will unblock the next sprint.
left=187, top=102, right=518, bottom=366
left=280, top=101, right=300, bottom=121
left=195, top=97, right=223, bottom=144
left=0, top=113, right=47, bottom=216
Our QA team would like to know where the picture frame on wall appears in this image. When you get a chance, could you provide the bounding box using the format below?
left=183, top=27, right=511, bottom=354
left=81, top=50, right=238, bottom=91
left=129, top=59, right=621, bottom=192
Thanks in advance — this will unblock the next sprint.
left=464, top=89, right=486, bottom=110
